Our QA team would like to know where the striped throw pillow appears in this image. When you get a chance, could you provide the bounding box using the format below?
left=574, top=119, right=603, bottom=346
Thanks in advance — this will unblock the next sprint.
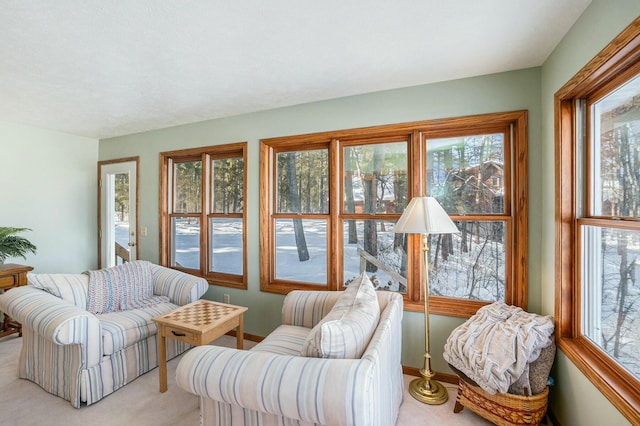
left=28, top=273, right=89, bottom=308
left=301, top=272, right=380, bottom=359
left=86, top=260, right=167, bottom=314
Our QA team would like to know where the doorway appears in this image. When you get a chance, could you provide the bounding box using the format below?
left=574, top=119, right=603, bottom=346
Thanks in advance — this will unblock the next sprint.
left=98, top=157, right=139, bottom=268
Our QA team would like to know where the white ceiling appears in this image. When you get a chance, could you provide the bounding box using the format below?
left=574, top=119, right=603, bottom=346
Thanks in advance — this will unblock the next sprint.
left=0, top=1, right=592, bottom=140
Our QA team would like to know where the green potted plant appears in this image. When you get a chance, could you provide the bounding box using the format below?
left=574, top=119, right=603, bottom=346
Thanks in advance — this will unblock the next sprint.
left=0, top=227, right=37, bottom=264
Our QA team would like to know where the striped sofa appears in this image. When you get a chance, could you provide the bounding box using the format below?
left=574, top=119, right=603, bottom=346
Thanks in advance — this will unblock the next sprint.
left=176, top=288, right=404, bottom=426
left=0, top=264, right=208, bottom=408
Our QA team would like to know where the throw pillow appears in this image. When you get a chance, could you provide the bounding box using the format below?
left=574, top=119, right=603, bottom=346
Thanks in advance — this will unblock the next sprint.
left=86, top=260, right=166, bottom=314
left=28, top=273, right=89, bottom=308
left=301, top=272, right=380, bottom=359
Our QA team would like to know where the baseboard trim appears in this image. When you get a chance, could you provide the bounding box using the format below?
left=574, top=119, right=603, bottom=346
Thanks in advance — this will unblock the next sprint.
left=401, top=366, right=459, bottom=385
left=225, top=330, right=264, bottom=343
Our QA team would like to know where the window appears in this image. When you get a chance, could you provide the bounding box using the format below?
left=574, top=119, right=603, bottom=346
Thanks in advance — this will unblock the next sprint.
left=260, top=112, right=527, bottom=316
left=273, top=146, right=330, bottom=285
left=556, top=19, right=640, bottom=423
left=160, top=143, right=247, bottom=289
left=341, top=139, right=410, bottom=292
left=425, top=128, right=515, bottom=307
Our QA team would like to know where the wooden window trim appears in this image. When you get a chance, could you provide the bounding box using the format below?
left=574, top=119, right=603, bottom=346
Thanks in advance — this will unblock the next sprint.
left=160, top=142, right=248, bottom=289
left=97, top=156, right=140, bottom=268
left=420, top=113, right=527, bottom=317
left=555, top=17, right=640, bottom=424
left=265, top=142, right=334, bottom=293
left=260, top=111, right=527, bottom=318
left=338, top=136, right=412, bottom=290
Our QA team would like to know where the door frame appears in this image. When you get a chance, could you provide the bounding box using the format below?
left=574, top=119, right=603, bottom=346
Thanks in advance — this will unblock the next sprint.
left=98, top=157, right=140, bottom=268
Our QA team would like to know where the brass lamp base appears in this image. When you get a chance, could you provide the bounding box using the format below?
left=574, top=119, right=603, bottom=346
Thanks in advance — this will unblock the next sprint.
left=409, top=377, right=449, bottom=405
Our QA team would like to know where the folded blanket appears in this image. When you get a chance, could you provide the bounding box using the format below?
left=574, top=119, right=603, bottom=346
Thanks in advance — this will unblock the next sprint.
left=443, top=301, right=554, bottom=395
left=86, top=260, right=169, bottom=314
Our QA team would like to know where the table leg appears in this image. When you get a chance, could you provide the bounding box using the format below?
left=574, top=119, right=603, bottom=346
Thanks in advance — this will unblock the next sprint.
left=158, top=331, right=168, bottom=393
left=0, top=312, right=21, bottom=338
left=236, top=314, right=244, bottom=350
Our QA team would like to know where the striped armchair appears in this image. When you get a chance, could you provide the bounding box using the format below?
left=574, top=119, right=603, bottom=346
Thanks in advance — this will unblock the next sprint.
left=0, top=264, right=208, bottom=408
left=176, top=289, right=404, bottom=426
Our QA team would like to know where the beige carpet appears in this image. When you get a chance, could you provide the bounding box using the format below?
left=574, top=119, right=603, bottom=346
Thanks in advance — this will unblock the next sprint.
left=0, top=334, right=491, bottom=426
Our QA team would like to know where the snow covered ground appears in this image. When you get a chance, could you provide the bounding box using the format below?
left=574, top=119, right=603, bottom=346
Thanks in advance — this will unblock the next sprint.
left=169, top=219, right=507, bottom=299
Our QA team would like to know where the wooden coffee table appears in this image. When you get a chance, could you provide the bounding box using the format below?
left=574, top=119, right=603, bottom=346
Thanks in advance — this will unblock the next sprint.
left=152, top=299, right=248, bottom=392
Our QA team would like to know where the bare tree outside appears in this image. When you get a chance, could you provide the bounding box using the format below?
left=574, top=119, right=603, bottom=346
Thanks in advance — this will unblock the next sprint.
left=114, top=173, right=129, bottom=222
left=210, top=155, right=245, bottom=276
left=166, top=149, right=247, bottom=276
left=425, top=134, right=507, bottom=302
left=274, top=149, right=329, bottom=283
left=342, top=141, right=408, bottom=288
left=173, top=160, right=202, bottom=214
left=171, top=160, right=202, bottom=269
left=584, top=74, right=640, bottom=380
left=212, top=156, right=244, bottom=214
left=269, top=135, right=512, bottom=296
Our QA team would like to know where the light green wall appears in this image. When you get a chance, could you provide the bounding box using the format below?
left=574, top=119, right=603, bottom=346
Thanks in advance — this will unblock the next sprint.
left=540, top=1, right=640, bottom=425
left=0, top=121, right=98, bottom=273
left=99, top=67, right=543, bottom=375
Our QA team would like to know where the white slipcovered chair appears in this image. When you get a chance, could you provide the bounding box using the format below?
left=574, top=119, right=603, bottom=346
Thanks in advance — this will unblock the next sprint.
left=177, top=274, right=404, bottom=426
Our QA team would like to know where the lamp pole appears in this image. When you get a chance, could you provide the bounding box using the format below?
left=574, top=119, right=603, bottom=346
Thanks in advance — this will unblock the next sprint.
left=394, top=196, right=458, bottom=405
left=408, top=233, right=448, bottom=404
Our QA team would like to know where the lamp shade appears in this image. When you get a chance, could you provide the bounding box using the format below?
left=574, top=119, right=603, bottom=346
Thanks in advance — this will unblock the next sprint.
left=394, top=196, right=459, bottom=235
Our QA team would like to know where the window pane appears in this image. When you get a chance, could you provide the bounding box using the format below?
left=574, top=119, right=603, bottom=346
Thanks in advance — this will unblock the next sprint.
left=428, top=220, right=506, bottom=302
left=582, top=225, right=640, bottom=381
left=426, top=134, right=505, bottom=214
left=211, top=156, right=244, bottom=213
left=114, top=172, right=130, bottom=265
left=173, top=161, right=202, bottom=213
left=343, top=142, right=408, bottom=214
left=342, top=219, right=408, bottom=293
left=209, top=218, right=243, bottom=275
left=592, top=74, right=640, bottom=218
left=171, top=217, right=200, bottom=269
left=276, top=149, right=329, bottom=214
left=275, top=218, right=327, bottom=284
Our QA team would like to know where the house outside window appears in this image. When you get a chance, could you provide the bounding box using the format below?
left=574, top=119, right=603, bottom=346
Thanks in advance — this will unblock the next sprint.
left=556, top=19, right=640, bottom=423
left=260, top=111, right=527, bottom=316
left=425, top=131, right=511, bottom=304
left=160, top=142, right=247, bottom=289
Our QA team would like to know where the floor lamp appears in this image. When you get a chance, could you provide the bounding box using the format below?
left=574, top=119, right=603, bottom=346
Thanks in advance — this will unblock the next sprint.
left=395, top=196, right=459, bottom=405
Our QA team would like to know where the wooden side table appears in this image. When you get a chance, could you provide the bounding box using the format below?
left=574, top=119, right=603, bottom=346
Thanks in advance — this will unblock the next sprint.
left=0, top=264, right=33, bottom=338
left=152, top=299, right=248, bottom=392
